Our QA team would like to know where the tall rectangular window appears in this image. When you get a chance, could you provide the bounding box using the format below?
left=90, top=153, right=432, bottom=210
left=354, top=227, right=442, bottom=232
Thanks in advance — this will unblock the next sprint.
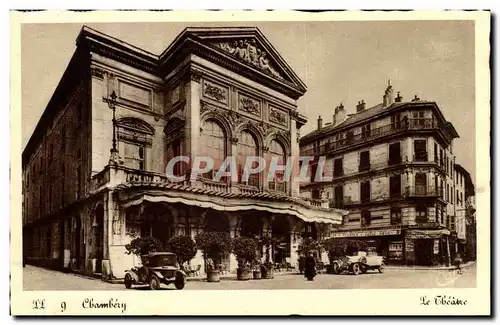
left=76, top=165, right=81, bottom=199
left=416, top=205, right=427, bottom=223
left=434, top=143, right=438, bottom=163
left=391, top=207, right=402, bottom=225
left=359, top=151, right=370, bottom=172
left=415, top=173, right=427, bottom=195
left=362, top=124, right=371, bottom=139
left=414, top=140, right=427, bottom=162
left=391, top=113, right=401, bottom=130
left=360, top=181, right=370, bottom=203
left=124, top=142, right=146, bottom=170
left=388, top=142, right=401, bottom=165
left=172, top=140, right=182, bottom=176
left=334, top=158, right=343, bottom=177
left=390, top=174, right=401, bottom=199
left=334, top=186, right=343, bottom=208
left=361, top=210, right=371, bottom=227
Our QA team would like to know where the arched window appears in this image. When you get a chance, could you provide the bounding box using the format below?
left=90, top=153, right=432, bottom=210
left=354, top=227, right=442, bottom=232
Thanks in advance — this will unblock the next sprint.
left=201, top=120, right=226, bottom=179
left=269, top=139, right=286, bottom=192
left=237, top=130, right=259, bottom=187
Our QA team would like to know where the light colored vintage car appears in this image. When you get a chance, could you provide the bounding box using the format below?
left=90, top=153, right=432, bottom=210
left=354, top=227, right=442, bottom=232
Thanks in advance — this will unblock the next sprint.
left=332, top=251, right=385, bottom=275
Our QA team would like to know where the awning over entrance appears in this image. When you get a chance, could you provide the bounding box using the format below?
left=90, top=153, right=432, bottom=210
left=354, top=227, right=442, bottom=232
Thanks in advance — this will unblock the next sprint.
left=406, top=228, right=451, bottom=239
left=117, top=189, right=346, bottom=224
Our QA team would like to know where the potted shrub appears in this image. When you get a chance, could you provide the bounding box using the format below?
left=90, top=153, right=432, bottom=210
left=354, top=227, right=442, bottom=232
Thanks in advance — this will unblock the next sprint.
left=125, top=236, right=164, bottom=256
left=232, top=236, right=257, bottom=280
left=195, top=232, right=232, bottom=282
left=167, top=235, right=197, bottom=269
left=260, top=235, right=274, bottom=279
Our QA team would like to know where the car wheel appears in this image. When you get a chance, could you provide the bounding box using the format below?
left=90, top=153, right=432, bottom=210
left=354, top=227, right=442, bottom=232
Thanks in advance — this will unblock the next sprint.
left=124, top=273, right=133, bottom=289
left=175, top=274, right=185, bottom=290
left=149, top=275, right=161, bottom=290
left=378, top=262, right=385, bottom=273
left=333, top=262, right=340, bottom=274
left=352, top=263, right=361, bottom=275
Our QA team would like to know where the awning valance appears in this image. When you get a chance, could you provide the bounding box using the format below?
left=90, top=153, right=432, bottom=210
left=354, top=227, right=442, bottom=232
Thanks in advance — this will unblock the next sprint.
left=406, top=228, right=451, bottom=239
left=119, top=191, right=344, bottom=225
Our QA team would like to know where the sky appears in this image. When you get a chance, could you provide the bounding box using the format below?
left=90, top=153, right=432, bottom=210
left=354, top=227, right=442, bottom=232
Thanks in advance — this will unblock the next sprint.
left=21, top=21, right=476, bottom=183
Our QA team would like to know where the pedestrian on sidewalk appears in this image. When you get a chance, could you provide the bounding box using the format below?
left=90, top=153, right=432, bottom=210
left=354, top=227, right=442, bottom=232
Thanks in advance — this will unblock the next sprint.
left=454, top=253, right=463, bottom=275
left=304, top=252, right=316, bottom=281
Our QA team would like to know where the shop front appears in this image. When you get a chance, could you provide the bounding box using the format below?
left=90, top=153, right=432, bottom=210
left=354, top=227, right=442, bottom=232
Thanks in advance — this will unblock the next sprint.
left=404, top=228, right=451, bottom=266
left=329, top=226, right=403, bottom=265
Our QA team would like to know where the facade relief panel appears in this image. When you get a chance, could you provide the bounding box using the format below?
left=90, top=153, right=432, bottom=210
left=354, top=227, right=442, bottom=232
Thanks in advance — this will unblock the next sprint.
left=238, top=93, right=261, bottom=117
left=269, top=106, right=288, bottom=128
left=202, top=80, right=229, bottom=106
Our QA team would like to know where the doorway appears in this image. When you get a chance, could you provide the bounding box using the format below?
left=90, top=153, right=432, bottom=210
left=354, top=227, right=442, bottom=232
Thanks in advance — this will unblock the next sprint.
left=414, top=239, right=433, bottom=266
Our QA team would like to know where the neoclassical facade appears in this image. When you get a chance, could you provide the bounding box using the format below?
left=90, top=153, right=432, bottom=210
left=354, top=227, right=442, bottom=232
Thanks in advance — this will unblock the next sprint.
left=22, top=26, right=347, bottom=279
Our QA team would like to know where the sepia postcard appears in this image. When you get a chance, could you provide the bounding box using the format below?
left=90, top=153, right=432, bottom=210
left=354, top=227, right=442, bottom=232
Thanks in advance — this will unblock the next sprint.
left=10, top=10, right=491, bottom=316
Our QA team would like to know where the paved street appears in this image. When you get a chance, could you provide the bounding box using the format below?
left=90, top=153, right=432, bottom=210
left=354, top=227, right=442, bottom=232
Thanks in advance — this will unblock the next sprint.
left=23, top=264, right=476, bottom=291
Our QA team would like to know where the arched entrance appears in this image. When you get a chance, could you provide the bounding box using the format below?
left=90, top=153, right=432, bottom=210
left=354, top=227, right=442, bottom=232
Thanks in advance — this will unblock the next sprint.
left=271, top=215, right=291, bottom=265
left=94, top=205, right=104, bottom=274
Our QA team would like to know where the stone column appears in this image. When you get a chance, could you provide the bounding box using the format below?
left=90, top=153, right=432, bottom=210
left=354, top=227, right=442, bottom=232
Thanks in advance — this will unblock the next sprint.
left=290, top=121, right=300, bottom=197
left=184, top=69, right=202, bottom=187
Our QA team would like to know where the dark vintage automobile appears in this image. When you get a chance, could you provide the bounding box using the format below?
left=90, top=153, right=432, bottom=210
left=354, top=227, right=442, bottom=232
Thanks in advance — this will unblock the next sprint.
left=124, top=252, right=186, bottom=290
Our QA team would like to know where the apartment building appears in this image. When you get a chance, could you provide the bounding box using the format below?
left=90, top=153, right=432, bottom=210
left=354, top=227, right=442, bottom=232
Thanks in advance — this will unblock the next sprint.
left=299, top=82, right=464, bottom=266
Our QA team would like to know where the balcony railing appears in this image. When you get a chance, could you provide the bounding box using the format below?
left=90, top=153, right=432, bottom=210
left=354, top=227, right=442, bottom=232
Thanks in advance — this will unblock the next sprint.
left=405, top=185, right=443, bottom=197
left=301, top=118, right=439, bottom=156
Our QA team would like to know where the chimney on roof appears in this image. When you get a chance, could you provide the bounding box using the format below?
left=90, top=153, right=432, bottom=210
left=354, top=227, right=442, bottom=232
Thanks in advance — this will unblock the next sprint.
left=412, top=95, right=420, bottom=101
left=395, top=92, right=403, bottom=102
left=317, top=115, right=323, bottom=130
left=356, top=100, right=366, bottom=112
left=333, top=103, right=346, bottom=127
left=383, top=79, right=395, bottom=107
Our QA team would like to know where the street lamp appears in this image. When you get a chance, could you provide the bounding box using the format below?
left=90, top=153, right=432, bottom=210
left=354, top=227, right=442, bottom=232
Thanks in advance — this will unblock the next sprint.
left=107, top=90, right=120, bottom=164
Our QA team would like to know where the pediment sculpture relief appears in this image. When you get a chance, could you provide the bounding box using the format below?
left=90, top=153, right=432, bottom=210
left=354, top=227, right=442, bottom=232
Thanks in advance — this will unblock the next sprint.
left=215, top=39, right=283, bottom=79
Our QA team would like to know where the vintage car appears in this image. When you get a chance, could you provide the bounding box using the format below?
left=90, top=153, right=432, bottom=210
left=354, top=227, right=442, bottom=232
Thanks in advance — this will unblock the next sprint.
left=331, top=251, right=385, bottom=275
left=124, top=252, right=186, bottom=290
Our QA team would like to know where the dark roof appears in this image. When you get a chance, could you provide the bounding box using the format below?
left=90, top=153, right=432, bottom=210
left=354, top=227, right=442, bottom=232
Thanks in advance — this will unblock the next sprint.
left=300, top=99, right=442, bottom=143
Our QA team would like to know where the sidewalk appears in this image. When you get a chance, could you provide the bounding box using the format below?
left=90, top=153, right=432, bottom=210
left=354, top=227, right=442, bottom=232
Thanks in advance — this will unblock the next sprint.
left=385, top=261, right=475, bottom=271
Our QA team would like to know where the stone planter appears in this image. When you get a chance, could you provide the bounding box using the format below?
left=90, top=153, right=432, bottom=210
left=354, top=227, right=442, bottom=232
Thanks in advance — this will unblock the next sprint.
left=262, top=265, right=274, bottom=279
left=253, top=269, right=262, bottom=280
left=237, top=267, right=252, bottom=281
left=207, top=270, right=220, bottom=282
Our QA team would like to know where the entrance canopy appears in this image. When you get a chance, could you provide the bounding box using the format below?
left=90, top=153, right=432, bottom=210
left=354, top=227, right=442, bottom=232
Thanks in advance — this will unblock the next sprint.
left=116, top=187, right=346, bottom=225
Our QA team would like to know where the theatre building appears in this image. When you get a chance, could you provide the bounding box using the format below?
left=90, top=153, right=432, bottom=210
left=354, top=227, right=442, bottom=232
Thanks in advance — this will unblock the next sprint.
left=299, top=82, right=463, bottom=266
left=22, top=26, right=347, bottom=279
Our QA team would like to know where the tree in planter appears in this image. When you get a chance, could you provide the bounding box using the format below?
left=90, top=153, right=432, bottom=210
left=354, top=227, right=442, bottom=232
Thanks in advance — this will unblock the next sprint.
left=259, top=235, right=275, bottom=278
left=232, top=236, right=258, bottom=280
left=194, top=232, right=232, bottom=272
left=167, top=235, right=197, bottom=269
left=125, top=236, right=164, bottom=257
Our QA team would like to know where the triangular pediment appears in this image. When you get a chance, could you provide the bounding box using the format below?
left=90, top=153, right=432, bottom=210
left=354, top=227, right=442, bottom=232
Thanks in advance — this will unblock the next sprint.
left=163, top=27, right=307, bottom=97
